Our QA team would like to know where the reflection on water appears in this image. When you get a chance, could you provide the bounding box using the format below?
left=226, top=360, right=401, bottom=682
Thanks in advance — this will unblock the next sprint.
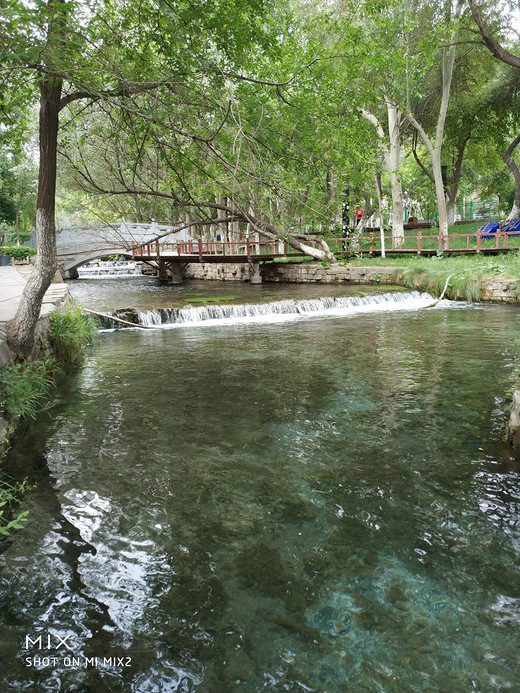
left=1, top=282, right=519, bottom=692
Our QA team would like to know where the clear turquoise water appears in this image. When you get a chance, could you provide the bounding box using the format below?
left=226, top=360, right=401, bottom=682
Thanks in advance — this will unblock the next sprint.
left=0, top=285, right=519, bottom=692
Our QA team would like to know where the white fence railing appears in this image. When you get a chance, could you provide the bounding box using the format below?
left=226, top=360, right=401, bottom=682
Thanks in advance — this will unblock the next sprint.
left=30, top=219, right=195, bottom=251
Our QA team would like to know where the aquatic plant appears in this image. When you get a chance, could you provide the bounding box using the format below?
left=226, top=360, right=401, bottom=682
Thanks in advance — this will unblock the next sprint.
left=0, top=503, right=29, bottom=538
left=0, top=358, right=57, bottom=420
left=0, top=478, right=33, bottom=538
left=49, top=301, right=99, bottom=366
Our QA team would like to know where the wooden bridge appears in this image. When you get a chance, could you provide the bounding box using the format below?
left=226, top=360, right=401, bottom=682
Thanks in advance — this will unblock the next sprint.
left=131, top=238, right=308, bottom=283
left=130, top=227, right=520, bottom=283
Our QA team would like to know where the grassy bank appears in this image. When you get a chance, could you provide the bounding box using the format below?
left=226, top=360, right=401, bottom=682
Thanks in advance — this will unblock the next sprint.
left=349, top=252, right=520, bottom=302
left=0, top=301, right=98, bottom=541
left=1, top=301, right=98, bottom=420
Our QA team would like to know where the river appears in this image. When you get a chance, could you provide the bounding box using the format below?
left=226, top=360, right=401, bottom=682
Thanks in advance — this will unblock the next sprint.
left=0, top=277, right=519, bottom=693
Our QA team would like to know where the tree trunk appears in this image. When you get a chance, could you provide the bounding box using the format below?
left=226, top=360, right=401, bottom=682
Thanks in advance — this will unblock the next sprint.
left=253, top=216, right=336, bottom=263
left=361, top=107, right=404, bottom=243
left=434, top=40, right=458, bottom=240
left=502, top=133, right=520, bottom=220
left=386, top=101, right=405, bottom=243
left=15, top=201, right=21, bottom=246
left=6, top=77, right=61, bottom=358
left=406, top=34, right=458, bottom=247
left=468, top=0, right=520, bottom=70
left=447, top=132, right=471, bottom=225
left=374, top=170, right=386, bottom=258
left=431, top=147, right=449, bottom=238
left=287, top=236, right=336, bottom=262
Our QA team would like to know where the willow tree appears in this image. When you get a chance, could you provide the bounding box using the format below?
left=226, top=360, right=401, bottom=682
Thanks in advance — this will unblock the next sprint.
left=0, top=0, right=283, bottom=357
left=55, top=1, right=380, bottom=262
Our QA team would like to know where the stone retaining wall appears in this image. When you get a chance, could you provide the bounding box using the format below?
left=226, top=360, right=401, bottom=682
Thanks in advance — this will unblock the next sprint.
left=184, top=262, right=399, bottom=285
left=184, top=263, right=250, bottom=282
left=481, top=278, right=520, bottom=302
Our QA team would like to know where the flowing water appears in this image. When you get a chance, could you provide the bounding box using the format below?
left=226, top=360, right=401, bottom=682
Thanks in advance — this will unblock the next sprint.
left=0, top=279, right=519, bottom=693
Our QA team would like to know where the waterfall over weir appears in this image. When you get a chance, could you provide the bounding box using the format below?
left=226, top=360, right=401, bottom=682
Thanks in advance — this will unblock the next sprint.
left=127, top=291, right=438, bottom=328
left=77, top=261, right=142, bottom=277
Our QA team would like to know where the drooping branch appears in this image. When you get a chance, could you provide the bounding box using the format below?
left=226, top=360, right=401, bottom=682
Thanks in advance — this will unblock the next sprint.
left=467, top=0, right=520, bottom=69
left=59, top=81, right=177, bottom=111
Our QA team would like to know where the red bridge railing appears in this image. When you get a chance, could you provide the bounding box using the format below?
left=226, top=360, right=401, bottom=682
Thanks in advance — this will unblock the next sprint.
left=131, top=239, right=300, bottom=259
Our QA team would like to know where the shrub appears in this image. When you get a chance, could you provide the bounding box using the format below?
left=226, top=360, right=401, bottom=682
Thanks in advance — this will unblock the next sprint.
left=49, top=301, right=99, bottom=366
left=0, top=245, right=37, bottom=261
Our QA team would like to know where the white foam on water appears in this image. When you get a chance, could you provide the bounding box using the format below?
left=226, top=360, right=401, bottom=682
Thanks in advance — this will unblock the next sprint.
left=133, top=291, right=443, bottom=329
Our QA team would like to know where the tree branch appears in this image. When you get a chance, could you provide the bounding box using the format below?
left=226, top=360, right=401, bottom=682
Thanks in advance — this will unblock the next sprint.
left=412, top=131, right=435, bottom=185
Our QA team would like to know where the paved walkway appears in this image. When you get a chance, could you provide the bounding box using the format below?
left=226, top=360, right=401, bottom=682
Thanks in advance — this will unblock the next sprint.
left=0, top=265, right=69, bottom=324
left=0, top=265, right=69, bottom=365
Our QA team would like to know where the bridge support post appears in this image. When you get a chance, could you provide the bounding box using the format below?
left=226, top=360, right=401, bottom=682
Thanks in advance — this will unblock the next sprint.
left=169, top=263, right=185, bottom=285
left=158, top=260, right=169, bottom=284
left=249, top=262, right=262, bottom=284
left=61, top=266, right=79, bottom=280
left=157, top=260, right=185, bottom=285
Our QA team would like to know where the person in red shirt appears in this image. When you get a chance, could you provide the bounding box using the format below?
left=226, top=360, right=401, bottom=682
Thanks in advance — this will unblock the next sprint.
left=355, top=206, right=364, bottom=225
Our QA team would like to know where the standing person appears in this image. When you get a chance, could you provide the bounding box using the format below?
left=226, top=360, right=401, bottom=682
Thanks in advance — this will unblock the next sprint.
left=355, top=206, right=364, bottom=225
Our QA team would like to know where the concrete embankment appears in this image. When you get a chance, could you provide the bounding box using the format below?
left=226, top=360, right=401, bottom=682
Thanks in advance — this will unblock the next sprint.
left=0, top=265, right=69, bottom=450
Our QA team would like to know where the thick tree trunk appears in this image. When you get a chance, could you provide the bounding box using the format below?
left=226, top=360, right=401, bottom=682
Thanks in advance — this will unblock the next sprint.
left=6, top=78, right=61, bottom=358
left=434, top=41, right=458, bottom=240
left=287, top=236, right=336, bottom=262
left=361, top=107, right=404, bottom=243
left=502, top=134, right=520, bottom=220
left=374, top=170, right=385, bottom=258
left=431, top=148, right=449, bottom=238
left=251, top=217, right=336, bottom=263
left=386, top=101, right=404, bottom=243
